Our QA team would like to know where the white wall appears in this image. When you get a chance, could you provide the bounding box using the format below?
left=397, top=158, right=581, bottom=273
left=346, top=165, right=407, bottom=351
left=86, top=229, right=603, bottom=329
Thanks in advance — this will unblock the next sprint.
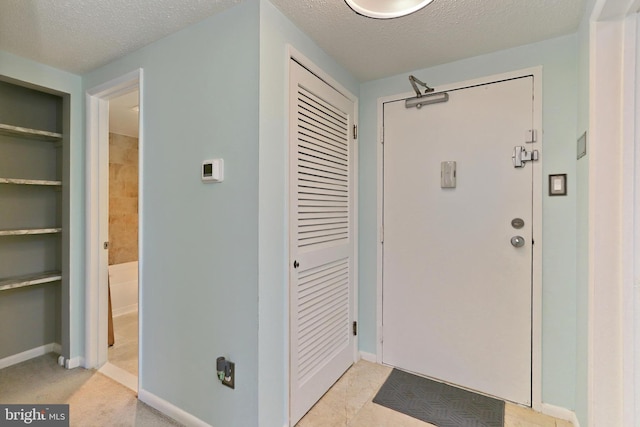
left=358, top=35, right=580, bottom=411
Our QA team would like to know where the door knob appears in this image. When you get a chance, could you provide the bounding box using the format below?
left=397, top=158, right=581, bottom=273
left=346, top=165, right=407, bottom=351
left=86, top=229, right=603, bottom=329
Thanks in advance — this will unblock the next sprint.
left=511, top=236, right=525, bottom=248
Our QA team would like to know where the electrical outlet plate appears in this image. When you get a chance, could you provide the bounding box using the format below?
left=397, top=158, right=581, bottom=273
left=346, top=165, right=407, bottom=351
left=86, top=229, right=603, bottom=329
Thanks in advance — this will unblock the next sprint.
left=222, top=361, right=235, bottom=389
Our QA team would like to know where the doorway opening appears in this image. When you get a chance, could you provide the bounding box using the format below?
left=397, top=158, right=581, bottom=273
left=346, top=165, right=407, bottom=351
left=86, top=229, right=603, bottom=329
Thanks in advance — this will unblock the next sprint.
left=85, top=69, right=142, bottom=393
left=102, top=90, right=139, bottom=390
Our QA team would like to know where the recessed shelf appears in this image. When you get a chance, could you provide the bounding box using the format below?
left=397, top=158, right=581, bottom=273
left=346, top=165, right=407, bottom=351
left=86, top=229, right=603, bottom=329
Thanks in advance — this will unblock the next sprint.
left=0, top=228, right=62, bottom=236
left=0, top=123, right=62, bottom=141
left=0, top=178, right=62, bottom=186
left=0, top=271, right=62, bottom=292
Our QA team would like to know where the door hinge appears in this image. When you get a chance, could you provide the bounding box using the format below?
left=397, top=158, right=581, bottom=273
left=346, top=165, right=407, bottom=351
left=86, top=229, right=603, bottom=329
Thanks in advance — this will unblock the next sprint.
left=512, top=146, right=539, bottom=168
left=353, top=124, right=358, bottom=140
left=352, top=321, right=358, bottom=336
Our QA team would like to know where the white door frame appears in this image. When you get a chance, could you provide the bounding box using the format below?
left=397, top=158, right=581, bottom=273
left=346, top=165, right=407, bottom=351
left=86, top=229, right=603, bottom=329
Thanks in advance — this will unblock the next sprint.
left=84, top=69, right=143, bottom=382
left=589, top=1, right=640, bottom=425
left=376, top=67, right=543, bottom=409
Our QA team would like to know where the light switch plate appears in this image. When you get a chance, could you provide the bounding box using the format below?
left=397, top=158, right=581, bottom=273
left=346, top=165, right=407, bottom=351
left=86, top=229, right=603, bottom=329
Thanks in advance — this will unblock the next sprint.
left=549, top=174, right=566, bottom=196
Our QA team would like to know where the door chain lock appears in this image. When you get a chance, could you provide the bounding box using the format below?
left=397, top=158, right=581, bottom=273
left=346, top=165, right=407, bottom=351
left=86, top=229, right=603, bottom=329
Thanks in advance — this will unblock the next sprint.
left=512, top=146, right=539, bottom=168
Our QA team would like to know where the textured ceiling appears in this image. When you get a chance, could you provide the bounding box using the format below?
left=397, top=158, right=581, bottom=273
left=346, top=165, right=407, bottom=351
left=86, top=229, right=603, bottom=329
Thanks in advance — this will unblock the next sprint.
left=0, top=0, right=586, bottom=81
left=110, top=90, right=140, bottom=138
left=0, top=0, right=240, bottom=74
left=271, top=0, right=586, bottom=81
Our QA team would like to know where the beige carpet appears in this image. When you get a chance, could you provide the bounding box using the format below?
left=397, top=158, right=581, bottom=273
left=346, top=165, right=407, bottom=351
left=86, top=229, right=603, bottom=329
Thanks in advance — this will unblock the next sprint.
left=0, top=353, right=181, bottom=426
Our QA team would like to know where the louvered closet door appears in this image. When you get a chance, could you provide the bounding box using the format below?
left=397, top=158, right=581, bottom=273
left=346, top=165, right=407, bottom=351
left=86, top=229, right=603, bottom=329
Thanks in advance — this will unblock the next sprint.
left=289, top=60, right=356, bottom=426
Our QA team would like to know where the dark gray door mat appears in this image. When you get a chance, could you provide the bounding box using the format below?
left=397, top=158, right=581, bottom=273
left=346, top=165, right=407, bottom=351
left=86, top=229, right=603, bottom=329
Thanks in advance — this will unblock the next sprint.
left=373, top=369, right=504, bottom=427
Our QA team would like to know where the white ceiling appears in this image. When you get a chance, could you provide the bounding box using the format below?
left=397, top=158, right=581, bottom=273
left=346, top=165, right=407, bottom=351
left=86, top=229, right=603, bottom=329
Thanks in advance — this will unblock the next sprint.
left=270, top=0, right=586, bottom=81
left=0, top=0, right=586, bottom=81
left=0, top=0, right=241, bottom=74
left=109, top=90, right=140, bottom=138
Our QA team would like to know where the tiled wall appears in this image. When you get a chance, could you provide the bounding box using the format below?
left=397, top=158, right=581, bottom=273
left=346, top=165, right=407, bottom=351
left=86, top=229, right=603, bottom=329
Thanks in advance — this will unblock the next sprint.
left=109, top=133, right=138, bottom=265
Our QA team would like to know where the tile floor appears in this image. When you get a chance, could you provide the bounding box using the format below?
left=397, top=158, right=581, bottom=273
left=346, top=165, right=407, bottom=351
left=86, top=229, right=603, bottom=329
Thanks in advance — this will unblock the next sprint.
left=296, top=360, right=574, bottom=427
left=101, top=313, right=575, bottom=427
left=108, top=311, right=138, bottom=376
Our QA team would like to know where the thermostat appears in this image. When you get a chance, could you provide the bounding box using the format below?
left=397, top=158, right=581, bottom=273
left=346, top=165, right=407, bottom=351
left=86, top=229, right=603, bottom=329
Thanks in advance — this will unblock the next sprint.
left=202, top=159, right=224, bottom=182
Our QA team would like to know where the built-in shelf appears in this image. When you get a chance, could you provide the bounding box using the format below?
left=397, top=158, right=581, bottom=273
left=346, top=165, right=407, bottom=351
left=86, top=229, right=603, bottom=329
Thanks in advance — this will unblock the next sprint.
left=0, top=178, right=62, bottom=186
left=0, top=123, right=62, bottom=141
left=0, top=271, right=62, bottom=292
left=0, top=228, right=62, bottom=236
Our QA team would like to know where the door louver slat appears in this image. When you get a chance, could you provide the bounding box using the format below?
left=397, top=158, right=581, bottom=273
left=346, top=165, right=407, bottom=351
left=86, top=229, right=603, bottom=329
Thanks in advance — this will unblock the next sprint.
left=297, top=257, right=350, bottom=383
left=296, top=86, right=349, bottom=251
left=290, top=59, right=354, bottom=426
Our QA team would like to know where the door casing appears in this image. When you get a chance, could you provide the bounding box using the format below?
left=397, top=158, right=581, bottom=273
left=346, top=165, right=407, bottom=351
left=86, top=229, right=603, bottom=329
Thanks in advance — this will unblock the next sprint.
left=85, top=69, right=143, bottom=391
left=375, top=67, right=543, bottom=410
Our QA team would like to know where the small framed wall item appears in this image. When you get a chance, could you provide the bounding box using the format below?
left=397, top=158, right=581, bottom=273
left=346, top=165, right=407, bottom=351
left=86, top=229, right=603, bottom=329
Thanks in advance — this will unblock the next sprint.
left=549, top=174, right=567, bottom=196
left=577, top=131, right=587, bottom=160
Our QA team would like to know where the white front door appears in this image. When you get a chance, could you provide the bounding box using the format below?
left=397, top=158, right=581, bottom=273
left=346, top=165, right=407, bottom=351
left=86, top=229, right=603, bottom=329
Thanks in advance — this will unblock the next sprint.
left=289, top=60, right=356, bottom=425
left=382, top=76, right=537, bottom=405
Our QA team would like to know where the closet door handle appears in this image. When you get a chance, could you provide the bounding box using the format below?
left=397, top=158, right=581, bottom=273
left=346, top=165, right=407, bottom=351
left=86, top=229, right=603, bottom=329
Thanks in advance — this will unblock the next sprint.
left=293, top=260, right=299, bottom=269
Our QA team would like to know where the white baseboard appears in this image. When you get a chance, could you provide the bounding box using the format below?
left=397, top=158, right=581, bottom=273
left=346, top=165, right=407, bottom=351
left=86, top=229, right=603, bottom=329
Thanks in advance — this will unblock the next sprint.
left=64, top=356, right=82, bottom=369
left=138, top=388, right=211, bottom=427
left=541, top=403, right=579, bottom=426
left=359, top=351, right=377, bottom=363
left=0, top=343, right=61, bottom=369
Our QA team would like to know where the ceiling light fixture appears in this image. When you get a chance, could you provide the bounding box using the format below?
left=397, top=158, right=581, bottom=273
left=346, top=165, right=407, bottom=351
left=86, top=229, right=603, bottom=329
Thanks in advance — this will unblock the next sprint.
left=344, top=0, right=434, bottom=19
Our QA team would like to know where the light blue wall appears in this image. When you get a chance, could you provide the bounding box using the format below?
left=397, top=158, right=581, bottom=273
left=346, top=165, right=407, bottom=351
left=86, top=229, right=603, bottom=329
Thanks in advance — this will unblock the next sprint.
left=258, top=1, right=359, bottom=425
left=0, top=50, right=84, bottom=360
left=575, top=1, right=596, bottom=425
left=2, top=1, right=589, bottom=422
left=83, top=3, right=260, bottom=426
left=358, top=35, right=580, bottom=410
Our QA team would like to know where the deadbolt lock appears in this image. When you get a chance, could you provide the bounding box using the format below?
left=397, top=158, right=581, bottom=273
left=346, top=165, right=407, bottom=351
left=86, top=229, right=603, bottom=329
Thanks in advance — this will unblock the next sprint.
left=511, top=218, right=525, bottom=229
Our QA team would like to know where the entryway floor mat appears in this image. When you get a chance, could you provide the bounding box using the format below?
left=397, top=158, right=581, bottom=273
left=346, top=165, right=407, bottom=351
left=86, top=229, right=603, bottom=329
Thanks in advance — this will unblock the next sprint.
left=372, top=369, right=504, bottom=427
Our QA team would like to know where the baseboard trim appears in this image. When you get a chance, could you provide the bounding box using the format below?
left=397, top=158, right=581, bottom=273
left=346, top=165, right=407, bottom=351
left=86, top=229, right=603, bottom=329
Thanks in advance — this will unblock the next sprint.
left=138, top=388, right=211, bottom=427
left=541, top=403, right=579, bottom=426
left=359, top=351, right=377, bottom=363
left=64, top=356, right=82, bottom=369
left=0, top=343, right=61, bottom=369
